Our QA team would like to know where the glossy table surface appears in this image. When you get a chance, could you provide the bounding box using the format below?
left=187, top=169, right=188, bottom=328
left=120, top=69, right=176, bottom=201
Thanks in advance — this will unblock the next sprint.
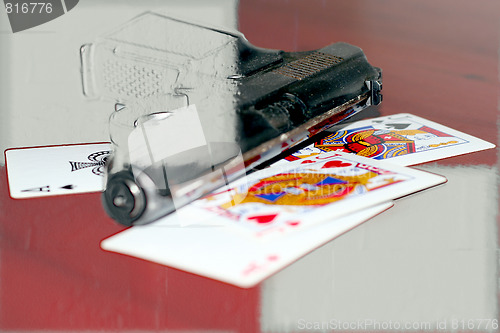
left=1, top=0, right=499, bottom=332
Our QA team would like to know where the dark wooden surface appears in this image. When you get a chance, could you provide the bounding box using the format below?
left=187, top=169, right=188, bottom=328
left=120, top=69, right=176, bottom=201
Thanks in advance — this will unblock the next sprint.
left=1, top=1, right=499, bottom=332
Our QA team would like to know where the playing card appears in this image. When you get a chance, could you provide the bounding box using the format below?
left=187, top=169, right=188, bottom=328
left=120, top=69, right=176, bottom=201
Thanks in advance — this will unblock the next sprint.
left=5, top=143, right=111, bottom=198
left=101, top=202, right=393, bottom=288
left=277, top=113, right=495, bottom=166
left=187, top=151, right=447, bottom=240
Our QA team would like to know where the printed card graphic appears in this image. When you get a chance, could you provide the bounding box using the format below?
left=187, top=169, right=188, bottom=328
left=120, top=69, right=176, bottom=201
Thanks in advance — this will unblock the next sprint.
left=5, top=143, right=111, bottom=198
left=190, top=151, right=447, bottom=239
left=101, top=202, right=393, bottom=288
left=279, top=113, right=495, bottom=166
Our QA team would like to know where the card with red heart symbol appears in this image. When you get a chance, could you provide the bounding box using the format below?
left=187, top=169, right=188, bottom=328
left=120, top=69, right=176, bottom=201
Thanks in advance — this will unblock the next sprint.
left=188, top=151, right=447, bottom=240
left=102, top=202, right=393, bottom=288
left=101, top=151, right=445, bottom=287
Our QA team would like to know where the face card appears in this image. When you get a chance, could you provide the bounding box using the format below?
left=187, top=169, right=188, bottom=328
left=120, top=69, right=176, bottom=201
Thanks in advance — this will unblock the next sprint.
left=101, top=202, right=393, bottom=288
left=5, top=143, right=111, bottom=198
left=187, top=151, right=446, bottom=240
left=276, top=113, right=495, bottom=166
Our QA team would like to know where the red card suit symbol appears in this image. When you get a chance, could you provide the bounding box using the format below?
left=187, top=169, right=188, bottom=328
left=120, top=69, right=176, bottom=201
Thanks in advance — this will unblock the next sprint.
left=241, top=262, right=260, bottom=276
left=286, top=221, right=300, bottom=227
left=247, top=213, right=278, bottom=224
left=322, top=160, right=352, bottom=168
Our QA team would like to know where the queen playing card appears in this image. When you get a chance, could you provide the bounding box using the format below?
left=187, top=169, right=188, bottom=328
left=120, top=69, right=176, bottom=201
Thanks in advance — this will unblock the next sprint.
left=188, top=151, right=447, bottom=239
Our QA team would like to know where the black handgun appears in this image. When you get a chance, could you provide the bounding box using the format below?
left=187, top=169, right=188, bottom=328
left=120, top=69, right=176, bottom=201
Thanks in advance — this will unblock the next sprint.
left=80, top=13, right=382, bottom=226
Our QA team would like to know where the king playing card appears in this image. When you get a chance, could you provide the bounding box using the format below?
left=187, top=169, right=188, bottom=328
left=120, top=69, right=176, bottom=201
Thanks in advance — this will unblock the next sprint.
left=276, top=113, right=495, bottom=166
